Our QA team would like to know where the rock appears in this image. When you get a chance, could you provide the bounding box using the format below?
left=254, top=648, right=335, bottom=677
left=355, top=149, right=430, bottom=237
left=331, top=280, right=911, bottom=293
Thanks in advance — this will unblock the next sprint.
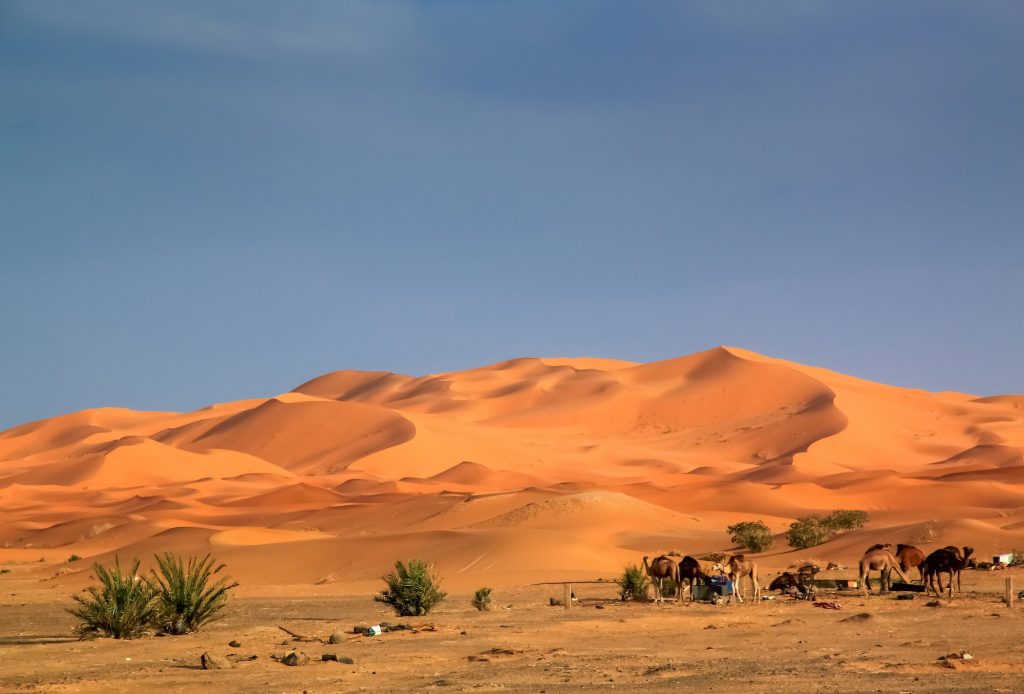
left=282, top=650, right=310, bottom=667
left=201, top=652, right=236, bottom=670
left=228, top=640, right=241, bottom=648
left=322, top=653, right=355, bottom=664
left=329, top=632, right=346, bottom=644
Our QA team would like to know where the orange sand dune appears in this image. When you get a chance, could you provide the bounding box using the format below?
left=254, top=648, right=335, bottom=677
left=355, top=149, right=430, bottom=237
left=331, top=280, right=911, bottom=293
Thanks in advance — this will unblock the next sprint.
left=2, top=346, right=1024, bottom=587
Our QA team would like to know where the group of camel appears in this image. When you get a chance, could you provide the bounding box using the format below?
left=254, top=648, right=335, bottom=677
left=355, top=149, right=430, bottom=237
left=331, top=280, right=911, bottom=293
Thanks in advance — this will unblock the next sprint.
left=642, top=554, right=760, bottom=603
left=641, top=543, right=975, bottom=604
left=858, top=543, right=974, bottom=597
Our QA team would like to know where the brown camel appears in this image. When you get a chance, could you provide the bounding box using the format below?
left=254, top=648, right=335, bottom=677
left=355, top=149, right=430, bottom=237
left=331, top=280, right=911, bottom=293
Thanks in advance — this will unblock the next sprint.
left=859, top=545, right=909, bottom=594
left=715, top=554, right=760, bottom=603
left=893, top=544, right=926, bottom=582
left=674, top=555, right=709, bottom=602
left=642, top=555, right=676, bottom=603
left=922, top=546, right=974, bottom=597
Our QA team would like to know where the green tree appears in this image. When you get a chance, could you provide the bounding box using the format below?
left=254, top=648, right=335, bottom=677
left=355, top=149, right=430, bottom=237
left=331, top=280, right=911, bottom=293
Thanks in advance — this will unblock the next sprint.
left=727, top=521, right=774, bottom=553
left=787, top=510, right=869, bottom=549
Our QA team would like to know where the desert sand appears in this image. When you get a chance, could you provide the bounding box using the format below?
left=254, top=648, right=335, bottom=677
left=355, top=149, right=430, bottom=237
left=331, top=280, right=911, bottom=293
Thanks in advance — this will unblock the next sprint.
left=2, top=346, right=1024, bottom=691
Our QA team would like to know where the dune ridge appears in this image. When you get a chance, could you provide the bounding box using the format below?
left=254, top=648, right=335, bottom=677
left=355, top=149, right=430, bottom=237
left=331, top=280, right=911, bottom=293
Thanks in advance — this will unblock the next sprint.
left=2, top=346, right=1023, bottom=588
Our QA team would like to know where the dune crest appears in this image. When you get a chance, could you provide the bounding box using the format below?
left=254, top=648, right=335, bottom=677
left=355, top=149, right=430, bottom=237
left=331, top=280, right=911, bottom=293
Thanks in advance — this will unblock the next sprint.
left=2, top=346, right=1023, bottom=586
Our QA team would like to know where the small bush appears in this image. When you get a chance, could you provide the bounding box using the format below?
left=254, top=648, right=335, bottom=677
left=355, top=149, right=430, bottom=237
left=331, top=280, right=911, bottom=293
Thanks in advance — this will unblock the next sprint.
left=68, top=554, right=82, bottom=563
left=822, top=510, right=869, bottom=532
left=375, top=559, right=447, bottom=616
left=727, top=521, right=774, bottom=553
left=786, top=516, right=831, bottom=549
left=617, top=564, right=650, bottom=601
left=660, top=576, right=678, bottom=599
left=148, top=553, right=238, bottom=635
left=0, top=568, right=11, bottom=575
left=472, top=586, right=493, bottom=611
left=68, top=557, right=156, bottom=639
left=787, top=510, right=871, bottom=549
left=701, top=552, right=727, bottom=563
left=1009, top=549, right=1024, bottom=567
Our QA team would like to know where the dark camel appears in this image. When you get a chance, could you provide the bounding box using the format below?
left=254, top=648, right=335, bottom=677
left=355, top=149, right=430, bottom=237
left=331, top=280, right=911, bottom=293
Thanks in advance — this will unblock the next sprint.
left=642, top=555, right=676, bottom=603
left=922, top=546, right=974, bottom=597
left=674, top=555, right=708, bottom=602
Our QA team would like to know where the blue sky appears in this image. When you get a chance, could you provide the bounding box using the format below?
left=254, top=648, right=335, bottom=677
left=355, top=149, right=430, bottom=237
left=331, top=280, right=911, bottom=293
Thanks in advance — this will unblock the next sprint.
left=1, top=1, right=1022, bottom=429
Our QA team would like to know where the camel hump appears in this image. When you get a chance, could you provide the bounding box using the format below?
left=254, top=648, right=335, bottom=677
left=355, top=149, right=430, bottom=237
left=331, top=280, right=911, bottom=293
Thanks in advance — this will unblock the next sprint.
left=732, top=553, right=745, bottom=562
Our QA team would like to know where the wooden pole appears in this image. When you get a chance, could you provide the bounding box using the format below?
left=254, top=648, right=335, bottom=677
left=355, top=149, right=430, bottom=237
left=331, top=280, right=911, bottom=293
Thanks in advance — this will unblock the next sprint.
left=1006, top=577, right=1014, bottom=608
left=564, top=583, right=573, bottom=610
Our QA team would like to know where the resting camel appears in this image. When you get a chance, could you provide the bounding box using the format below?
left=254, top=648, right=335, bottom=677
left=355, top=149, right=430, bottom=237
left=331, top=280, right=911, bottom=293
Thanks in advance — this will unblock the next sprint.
left=674, top=555, right=709, bottom=602
left=922, top=546, right=974, bottom=597
left=859, top=545, right=909, bottom=595
left=642, top=555, right=676, bottom=603
left=892, top=544, right=926, bottom=582
left=714, top=554, right=760, bottom=603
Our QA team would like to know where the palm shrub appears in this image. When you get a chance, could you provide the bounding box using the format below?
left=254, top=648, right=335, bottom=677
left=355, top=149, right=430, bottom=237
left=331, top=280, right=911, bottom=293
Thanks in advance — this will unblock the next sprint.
left=659, top=576, right=678, bottom=599
left=472, top=586, right=493, bottom=611
left=148, top=553, right=238, bottom=635
left=68, top=557, right=156, bottom=639
left=375, top=559, right=447, bottom=616
left=617, top=563, right=650, bottom=601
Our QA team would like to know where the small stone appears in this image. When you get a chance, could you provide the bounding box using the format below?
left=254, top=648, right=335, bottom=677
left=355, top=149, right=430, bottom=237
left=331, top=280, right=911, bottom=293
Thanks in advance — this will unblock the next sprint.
left=228, top=640, right=241, bottom=648
left=282, top=650, right=310, bottom=667
left=322, top=653, right=355, bottom=664
left=201, top=652, right=236, bottom=670
left=329, top=632, right=345, bottom=644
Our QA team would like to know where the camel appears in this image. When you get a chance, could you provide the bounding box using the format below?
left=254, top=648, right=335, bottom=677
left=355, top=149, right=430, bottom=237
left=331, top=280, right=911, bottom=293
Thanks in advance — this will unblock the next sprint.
left=892, top=544, right=926, bottom=582
left=922, top=546, right=974, bottom=597
left=674, top=555, right=709, bottom=602
left=859, top=545, right=909, bottom=595
left=642, top=555, right=676, bottom=603
left=714, top=554, right=760, bottom=603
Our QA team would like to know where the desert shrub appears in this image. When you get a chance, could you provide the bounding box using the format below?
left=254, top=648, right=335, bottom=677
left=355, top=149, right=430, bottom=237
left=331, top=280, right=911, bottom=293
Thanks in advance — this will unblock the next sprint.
left=148, top=553, right=238, bottom=635
left=0, top=568, right=10, bottom=574
left=727, top=521, right=774, bottom=553
left=660, top=576, right=678, bottom=599
left=375, top=559, right=447, bottom=616
left=701, top=552, right=727, bottom=563
left=1009, top=549, right=1024, bottom=567
left=472, top=586, right=493, bottom=611
left=617, top=564, right=650, bottom=601
left=786, top=516, right=832, bottom=549
left=822, top=510, right=869, bottom=532
left=68, top=554, right=82, bottom=563
left=68, top=557, right=156, bottom=639
left=787, top=510, right=871, bottom=549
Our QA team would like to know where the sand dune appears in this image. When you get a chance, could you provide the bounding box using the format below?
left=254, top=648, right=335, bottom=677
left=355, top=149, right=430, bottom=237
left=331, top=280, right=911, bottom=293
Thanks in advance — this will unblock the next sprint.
left=2, top=346, right=1023, bottom=587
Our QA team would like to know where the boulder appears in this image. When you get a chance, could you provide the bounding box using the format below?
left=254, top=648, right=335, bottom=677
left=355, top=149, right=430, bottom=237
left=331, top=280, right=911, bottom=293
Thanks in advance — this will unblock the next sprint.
left=201, top=652, right=236, bottom=670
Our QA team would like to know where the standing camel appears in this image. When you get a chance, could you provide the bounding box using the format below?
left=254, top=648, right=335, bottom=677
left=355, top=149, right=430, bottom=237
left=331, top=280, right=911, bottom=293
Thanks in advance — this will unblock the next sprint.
left=892, top=544, right=926, bottom=582
left=675, top=556, right=709, bottom=602
left=922, top=546, right=974, bottom=597
left=859, top=545, right=909, bottom=595
left=715, top=554, right=760, bottom=603
left=642, top=555, right=676, bottom=603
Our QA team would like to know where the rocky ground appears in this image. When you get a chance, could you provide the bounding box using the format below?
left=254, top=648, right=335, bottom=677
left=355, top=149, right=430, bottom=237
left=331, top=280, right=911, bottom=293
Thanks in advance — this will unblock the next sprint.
left=2, top=569, right=1023, bottom=693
